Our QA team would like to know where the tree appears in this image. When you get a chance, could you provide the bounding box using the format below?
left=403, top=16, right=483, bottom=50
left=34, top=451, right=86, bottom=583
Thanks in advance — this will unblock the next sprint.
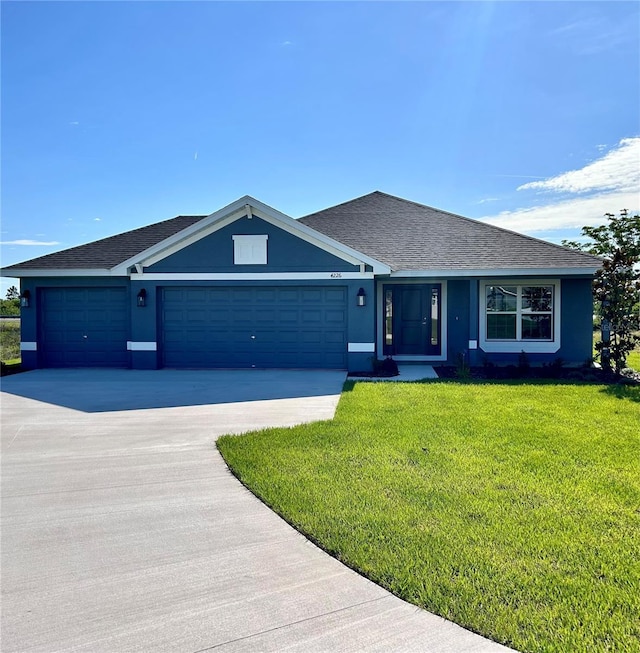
left=5, top=286, right=19, bottom=300
left=563, top=210, right=640, bottom=373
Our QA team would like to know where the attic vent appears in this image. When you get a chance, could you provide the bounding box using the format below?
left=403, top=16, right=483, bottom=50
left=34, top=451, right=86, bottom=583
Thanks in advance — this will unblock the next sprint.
left=233, top=234, right=268, bottom=265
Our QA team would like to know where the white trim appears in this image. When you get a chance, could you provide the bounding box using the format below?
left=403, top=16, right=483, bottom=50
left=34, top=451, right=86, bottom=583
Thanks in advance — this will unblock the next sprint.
left=390, top=267, right=599, bottom=278
left=348, top=342, right=376, bottom=353
left=2, top=268, right=115, bottom=277
left=111, top=196, right=390, bottom=276
left=376, top=279, right=448, bottom=362
left=469, top=340, right=478, bottom=350
left=126, top=341, right=157, bottom=351
left=20, top=341, right=37, bottom=351
left=391, top=355, right=446, bottom=362
left=130, top=272, right=374, bottom=281
left=479, top=279, right=561, bottom=354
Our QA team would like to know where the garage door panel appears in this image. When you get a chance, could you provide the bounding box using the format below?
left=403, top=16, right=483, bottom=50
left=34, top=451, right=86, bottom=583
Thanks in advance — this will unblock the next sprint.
left=162, top=286, right=347, bottom=368
left=325, top=330, right=346, bottom=344
left=40, top=288, right=128, bottom=368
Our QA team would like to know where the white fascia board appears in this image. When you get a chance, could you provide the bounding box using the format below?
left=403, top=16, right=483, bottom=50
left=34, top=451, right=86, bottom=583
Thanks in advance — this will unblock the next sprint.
left=1, top=268, right=115, bottom=277
left=390, top=267, right=599, bottom=278
left=131, top=272, right=374, bottom=281
left=112, top=195, right=390, bottom=276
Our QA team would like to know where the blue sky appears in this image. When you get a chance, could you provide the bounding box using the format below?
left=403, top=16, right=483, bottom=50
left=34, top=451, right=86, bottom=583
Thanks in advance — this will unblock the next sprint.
left=1, top=1, right=639, bottom=294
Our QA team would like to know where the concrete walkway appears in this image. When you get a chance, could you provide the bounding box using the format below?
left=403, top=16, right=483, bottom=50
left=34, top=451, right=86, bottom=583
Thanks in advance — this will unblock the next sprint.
left=348, top=364, right=439, bottom=382
left=1, top=369, right=512, bottom=652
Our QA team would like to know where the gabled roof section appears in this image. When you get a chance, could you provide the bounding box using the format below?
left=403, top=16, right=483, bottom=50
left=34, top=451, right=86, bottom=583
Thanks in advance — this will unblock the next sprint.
left=116, top=195, right=389, bottom=274
left=2, top=195, right=390, bottom=277
left=299, top=191, right=602, bottom=273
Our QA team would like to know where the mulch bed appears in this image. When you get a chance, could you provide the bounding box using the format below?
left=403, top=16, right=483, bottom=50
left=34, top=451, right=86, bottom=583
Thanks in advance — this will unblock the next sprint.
left=434, top=365, right=640, bottom=384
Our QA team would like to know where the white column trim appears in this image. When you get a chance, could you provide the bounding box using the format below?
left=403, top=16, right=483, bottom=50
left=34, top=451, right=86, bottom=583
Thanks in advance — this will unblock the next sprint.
left=127, top=341, right=157, bottom=351
left=348, top=342, right=376, bottom=353
left=20, top=342, right=37, bottom=351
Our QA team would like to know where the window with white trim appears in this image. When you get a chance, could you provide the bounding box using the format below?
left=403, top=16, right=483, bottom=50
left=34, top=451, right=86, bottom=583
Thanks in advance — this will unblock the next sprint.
left=233, top=235, right=268, bottom=265
left=480, top=280, right=561, bottom=353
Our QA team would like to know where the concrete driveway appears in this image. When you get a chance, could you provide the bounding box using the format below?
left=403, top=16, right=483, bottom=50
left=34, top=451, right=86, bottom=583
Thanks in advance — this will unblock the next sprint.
left=1, top=369, right=512, bottom=652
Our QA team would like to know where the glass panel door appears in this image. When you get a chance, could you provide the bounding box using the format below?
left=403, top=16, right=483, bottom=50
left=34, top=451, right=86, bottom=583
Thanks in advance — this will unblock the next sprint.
left=383, top=285, right=441, bottom=356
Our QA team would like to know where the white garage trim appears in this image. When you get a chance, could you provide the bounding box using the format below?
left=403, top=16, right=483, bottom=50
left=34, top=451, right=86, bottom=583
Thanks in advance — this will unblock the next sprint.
left=348, top=343, right=376, bottom=353
left=127, top=341, right=157, bottom=351
left=20, top=342, right=38, bottom=351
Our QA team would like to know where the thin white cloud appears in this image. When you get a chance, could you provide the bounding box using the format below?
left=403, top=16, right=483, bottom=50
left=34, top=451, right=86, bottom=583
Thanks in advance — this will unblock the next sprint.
left=477, top=197, right=500, bottom=204
left=69, top=121, right=80, bottom=126
left=518, top=138, right=640, bottom=194
left=94, top=218, right=101, bottom=222
left=549, top=15, right=637, bottom=55
left=0, top=239, right=60, bottom=246
left=282, top=40, right=292, bottom=46
left=480, top=191, right=640, bottom=234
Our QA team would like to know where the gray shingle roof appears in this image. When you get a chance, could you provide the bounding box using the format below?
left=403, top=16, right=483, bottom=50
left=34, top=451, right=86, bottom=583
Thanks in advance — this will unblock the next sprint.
left=4, top=191, right=601, bottom=273
left=5, top=215, right=206, bottom=271
left=298, top=191, right=602, bottom=271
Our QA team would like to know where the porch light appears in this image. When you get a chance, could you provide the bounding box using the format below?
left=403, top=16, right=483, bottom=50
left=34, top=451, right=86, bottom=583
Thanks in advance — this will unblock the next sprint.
left=137, top=289, right=147, bottom=308
left=20, top=290, right=31, bottom=308
left=357, top=287, right=366, bottom=307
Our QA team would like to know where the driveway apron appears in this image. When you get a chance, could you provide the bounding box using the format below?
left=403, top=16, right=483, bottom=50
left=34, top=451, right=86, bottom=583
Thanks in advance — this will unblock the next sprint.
left=1, top=369, right=512, bottom=652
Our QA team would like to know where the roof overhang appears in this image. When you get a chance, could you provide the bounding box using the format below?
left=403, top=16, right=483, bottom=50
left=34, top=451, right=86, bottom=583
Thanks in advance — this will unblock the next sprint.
left=0, top=268, right=117, bottom=278
left=113, top=195, right=391, bottom=276
left=387, top=267, right=600, bottom=278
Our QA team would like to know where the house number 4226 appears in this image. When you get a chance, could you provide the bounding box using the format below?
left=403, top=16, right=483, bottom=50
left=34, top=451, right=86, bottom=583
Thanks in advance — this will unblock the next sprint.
left=330, top=272, right=342, bottom=278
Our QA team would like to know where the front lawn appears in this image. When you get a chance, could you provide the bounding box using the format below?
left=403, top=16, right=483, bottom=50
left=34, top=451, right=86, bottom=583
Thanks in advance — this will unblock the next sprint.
left=218, top=381, right=640, bottom=653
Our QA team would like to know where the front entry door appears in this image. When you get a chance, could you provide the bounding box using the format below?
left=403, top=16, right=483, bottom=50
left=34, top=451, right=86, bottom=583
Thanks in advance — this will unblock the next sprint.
left=384, top=284, right=441, bottom=356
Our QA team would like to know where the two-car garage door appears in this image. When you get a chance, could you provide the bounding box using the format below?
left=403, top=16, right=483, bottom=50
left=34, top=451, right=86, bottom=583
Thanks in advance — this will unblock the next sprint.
left=161, top=286, right=347, bottom=369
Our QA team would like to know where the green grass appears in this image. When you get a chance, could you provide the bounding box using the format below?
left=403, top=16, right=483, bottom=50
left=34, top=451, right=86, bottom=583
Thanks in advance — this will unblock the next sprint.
left=627, top=348, right=640, bottom=372
left=0, top=319, right=20, bottom=363
left=218, top=381, right=640, bottom=653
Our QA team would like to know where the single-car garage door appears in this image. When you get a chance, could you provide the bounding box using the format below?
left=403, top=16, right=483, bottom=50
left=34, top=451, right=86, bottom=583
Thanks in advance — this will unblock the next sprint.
left=39, top=288, right=128, bottom=367
left=162, top=286, right=347, bottom=369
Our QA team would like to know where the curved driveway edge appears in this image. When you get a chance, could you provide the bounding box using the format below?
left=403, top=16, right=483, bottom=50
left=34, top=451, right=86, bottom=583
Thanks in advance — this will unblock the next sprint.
left=1, top=369, right=513, bottom=652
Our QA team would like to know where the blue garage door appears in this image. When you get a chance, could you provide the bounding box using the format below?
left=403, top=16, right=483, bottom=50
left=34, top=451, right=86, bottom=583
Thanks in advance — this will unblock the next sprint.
left=39, top=288, right=128, bottom=367
left=162, top=286, right=347, bottom=369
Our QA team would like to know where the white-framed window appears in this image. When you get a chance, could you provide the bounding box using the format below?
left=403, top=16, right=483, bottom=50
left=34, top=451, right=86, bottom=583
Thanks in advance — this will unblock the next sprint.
left=232, top=235, right=268, bottom=265
left=479, top=280, right=561, bottom=353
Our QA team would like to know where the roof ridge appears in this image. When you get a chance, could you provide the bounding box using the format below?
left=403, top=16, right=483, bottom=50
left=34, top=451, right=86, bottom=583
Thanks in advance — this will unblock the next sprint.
left=299, top=190, right=382, bottom=220
left=357, top=191, right=603, bottom=264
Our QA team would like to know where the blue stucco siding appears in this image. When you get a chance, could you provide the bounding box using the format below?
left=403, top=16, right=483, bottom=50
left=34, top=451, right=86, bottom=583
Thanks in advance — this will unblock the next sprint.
left=558, top=277, right=594, bottom=363
left=446, top=280, right=471, bottom=364
left=17, top=273, right=593, bottom=371
left=147, top=216, right=359, bottom=273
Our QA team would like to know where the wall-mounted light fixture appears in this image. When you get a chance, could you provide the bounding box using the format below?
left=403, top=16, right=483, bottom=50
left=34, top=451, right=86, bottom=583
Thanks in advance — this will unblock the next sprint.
left=137, top=289, right=147, bottom=308
left=20, top=290, right=31, bottom=308
left=357, top=287, right=366, bottom=307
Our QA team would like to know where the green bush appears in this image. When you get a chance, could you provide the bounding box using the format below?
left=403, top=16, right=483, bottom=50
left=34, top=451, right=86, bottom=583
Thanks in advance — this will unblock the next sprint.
left=0, top=320, right=21, bottom=363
